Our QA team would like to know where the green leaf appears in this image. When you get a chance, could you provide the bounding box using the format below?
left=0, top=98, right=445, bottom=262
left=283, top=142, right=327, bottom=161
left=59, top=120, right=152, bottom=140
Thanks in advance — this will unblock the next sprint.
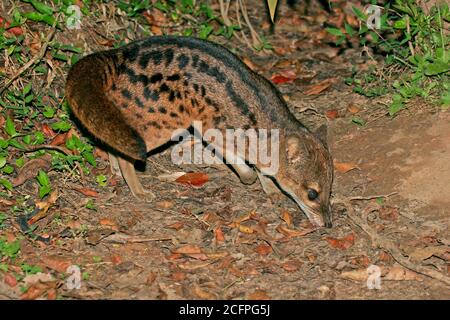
left=3, top=166, right=14, bottom=174
left=393, top=18, right=406, bottom=29
left=0, top=179, right=13, bottom=191
left=326, top=27, right=344, bottom=37
left=389, top=94, right=404, bottom=116
left=39, top=185, right=51, bottom=198
left=51, top=121, right=71, bottom=132
left=198, top=24, right=213, bottom=39
left=96, top=175, right=107, bottom=187
left=85, top=199, right=96, bottom=210
left=352, top=5, right=367, bottom=21
left=5, top=118, right=17, bottom=137
left=351, top=117, right=365, bottom=126
left=22, top=83, right=32, bottom=96
left=37, top=169, right=50, bottom=187
left=344, top=23, right=355, bottom=37
left=424, top=59, right=450, bottom=76
left=0, top=158, right=6, bottom=169
left=30, top=0, right=54, bottom=15
left=43, top=106, right=55, bottom=118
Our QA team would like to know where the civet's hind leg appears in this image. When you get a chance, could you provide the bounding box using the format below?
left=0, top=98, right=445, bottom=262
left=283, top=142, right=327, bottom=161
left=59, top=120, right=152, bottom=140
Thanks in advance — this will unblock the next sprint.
left=117, top=156, right=155, bottom=202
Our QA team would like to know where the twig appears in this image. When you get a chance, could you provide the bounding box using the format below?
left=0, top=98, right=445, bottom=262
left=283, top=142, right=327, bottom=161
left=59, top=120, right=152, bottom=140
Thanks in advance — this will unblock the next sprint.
left=405, top=16, right=416, bottom=56
left=23, top=144, right=73, bottom=155
left=349, top=192, right=398, bottom=201
left=0, top=23, right=57, bottom=95
left=335, top=196, right=450, bottom=286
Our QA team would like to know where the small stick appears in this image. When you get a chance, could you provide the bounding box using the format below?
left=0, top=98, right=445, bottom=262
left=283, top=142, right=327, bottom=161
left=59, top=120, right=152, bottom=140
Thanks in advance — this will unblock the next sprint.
left=0, top=23, right=57, bottom=95
left=349, top=192, right=398, bottom=201
left=23, top=144, right=73, bottom=155
left=335, top=196, right=450, bottom=286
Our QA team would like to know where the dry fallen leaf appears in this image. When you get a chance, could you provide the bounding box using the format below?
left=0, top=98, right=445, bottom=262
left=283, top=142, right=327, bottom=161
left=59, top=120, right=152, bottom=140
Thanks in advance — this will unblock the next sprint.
left=247, top=290, right=271, bottom=300
left=325, top=233, right=355, bottom=250
left=166, top=222, right=184, bottom=230
left=193, top=286, right=216, bottom=300
left=74, top=187, right=99, bottom=198
left=214, top=226, right=225, bottom=243
left=255, top=244, right=272, bottom=255
left=50, top=133, right=67, bottom=146
left=175, top=172, right=209, bottom=187
left=281, top=210, right=292, bottom=227
left=177, top=260, right=212, bottom=270
left=173, top=245, right=208, bottom=260
left=276, top=224, right=316, bottom=238
left=4, top=273, right=17, bottom=287
left=238, top=224, right=254, bottom=234
left=304, top=79, right=334, bottom=95
left=325, top=109, right=340, bottom=119
left=409, top=246, right=450, bottom=262
left=29, top=189, right=59, bottom=225
left=281, top=260, right=302, bottom=272
left=171, top=271, right=186, bottom=282
left=340, top=268, right=370, bottom=281
left=334, top=161, right=359, bottom=173
left=384, top=265, right=422, bottom=281
left=11, top=155, right=52, bottom=187
left=99, top=218, right=119, bottom=231
left=347, top=104, right=361, bottom=114
left=156, top=200, right=174, bottom=209
left=41, top=255, right=72, bottom=273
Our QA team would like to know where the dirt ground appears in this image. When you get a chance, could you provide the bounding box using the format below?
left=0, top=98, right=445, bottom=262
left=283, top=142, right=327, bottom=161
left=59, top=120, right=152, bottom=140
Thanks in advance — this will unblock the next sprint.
left=0, top=0, right=449, bottom=300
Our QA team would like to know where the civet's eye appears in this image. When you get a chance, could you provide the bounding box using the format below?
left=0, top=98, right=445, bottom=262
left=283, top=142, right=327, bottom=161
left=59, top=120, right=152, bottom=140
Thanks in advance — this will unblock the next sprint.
left=307, top=189, right=319, bottom=201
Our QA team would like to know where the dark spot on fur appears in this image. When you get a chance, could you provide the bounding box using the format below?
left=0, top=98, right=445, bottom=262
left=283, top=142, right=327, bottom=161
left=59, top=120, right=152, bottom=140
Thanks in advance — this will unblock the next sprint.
left=148, top=121, right=161, bottom=129
left=135, top=113, right=143, bottom=119
left=192, top=55, right=199, bottom=68
left=144, top=87, right=159, bottom=101
left=158, top=106, right=167, bottom=114
left=226, top=81, right=250, bottom=115
left=177, top=54, right=189, bottom=69
left=135, top=97, right=144, bottom=108
left=200, top=85, right=206, bottom=97
left=150, top=73, right=163, bottom=83
left=176, top=91, right=182, bottom=99
left=123, top=47, right=139, bottom=62
left=111, top=83, right=117, bottom=91
left=207, top=66, right=226, bottom=83
left=121, top=89, right=132, bottom=100
left=183, top=80, right=188, bottom=86
left=167, top=74, right=180, bottom=81
left=191, top=98, right=198, bottom=107
left=198, top=60, right=209, bottom=73
left=168, top=91, right=175, bottom=102
left=169, top=112, right=179, bottom=118
left=139, top=50, right=162, bottom=69
left=178, top=104, right=185, bottom=113
left=160, top=83, right=170, bottom=93
left=193, top=83, right=199, bottom=93
left=148, top=107, right=155, bottom=113
left=164, top=48, right=174, bottom=67
left=121, top=103, right=128, bottom=109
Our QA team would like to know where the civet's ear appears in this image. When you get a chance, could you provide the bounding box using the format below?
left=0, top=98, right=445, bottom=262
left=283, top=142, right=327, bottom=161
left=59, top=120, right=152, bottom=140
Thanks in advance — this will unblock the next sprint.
left=314, top=124, right=329, bottom=149
left=286, top=134, right=308, bottom=163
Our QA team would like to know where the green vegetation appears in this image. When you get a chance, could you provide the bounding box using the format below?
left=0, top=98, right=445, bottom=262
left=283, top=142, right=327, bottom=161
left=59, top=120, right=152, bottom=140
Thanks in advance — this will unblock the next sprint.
left=328, top=0, right=450, bottom=114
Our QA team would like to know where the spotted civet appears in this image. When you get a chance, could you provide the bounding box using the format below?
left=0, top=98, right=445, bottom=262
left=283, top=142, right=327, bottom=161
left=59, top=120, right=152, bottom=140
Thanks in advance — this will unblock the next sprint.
left=65, top=36, right=333, bottom=227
